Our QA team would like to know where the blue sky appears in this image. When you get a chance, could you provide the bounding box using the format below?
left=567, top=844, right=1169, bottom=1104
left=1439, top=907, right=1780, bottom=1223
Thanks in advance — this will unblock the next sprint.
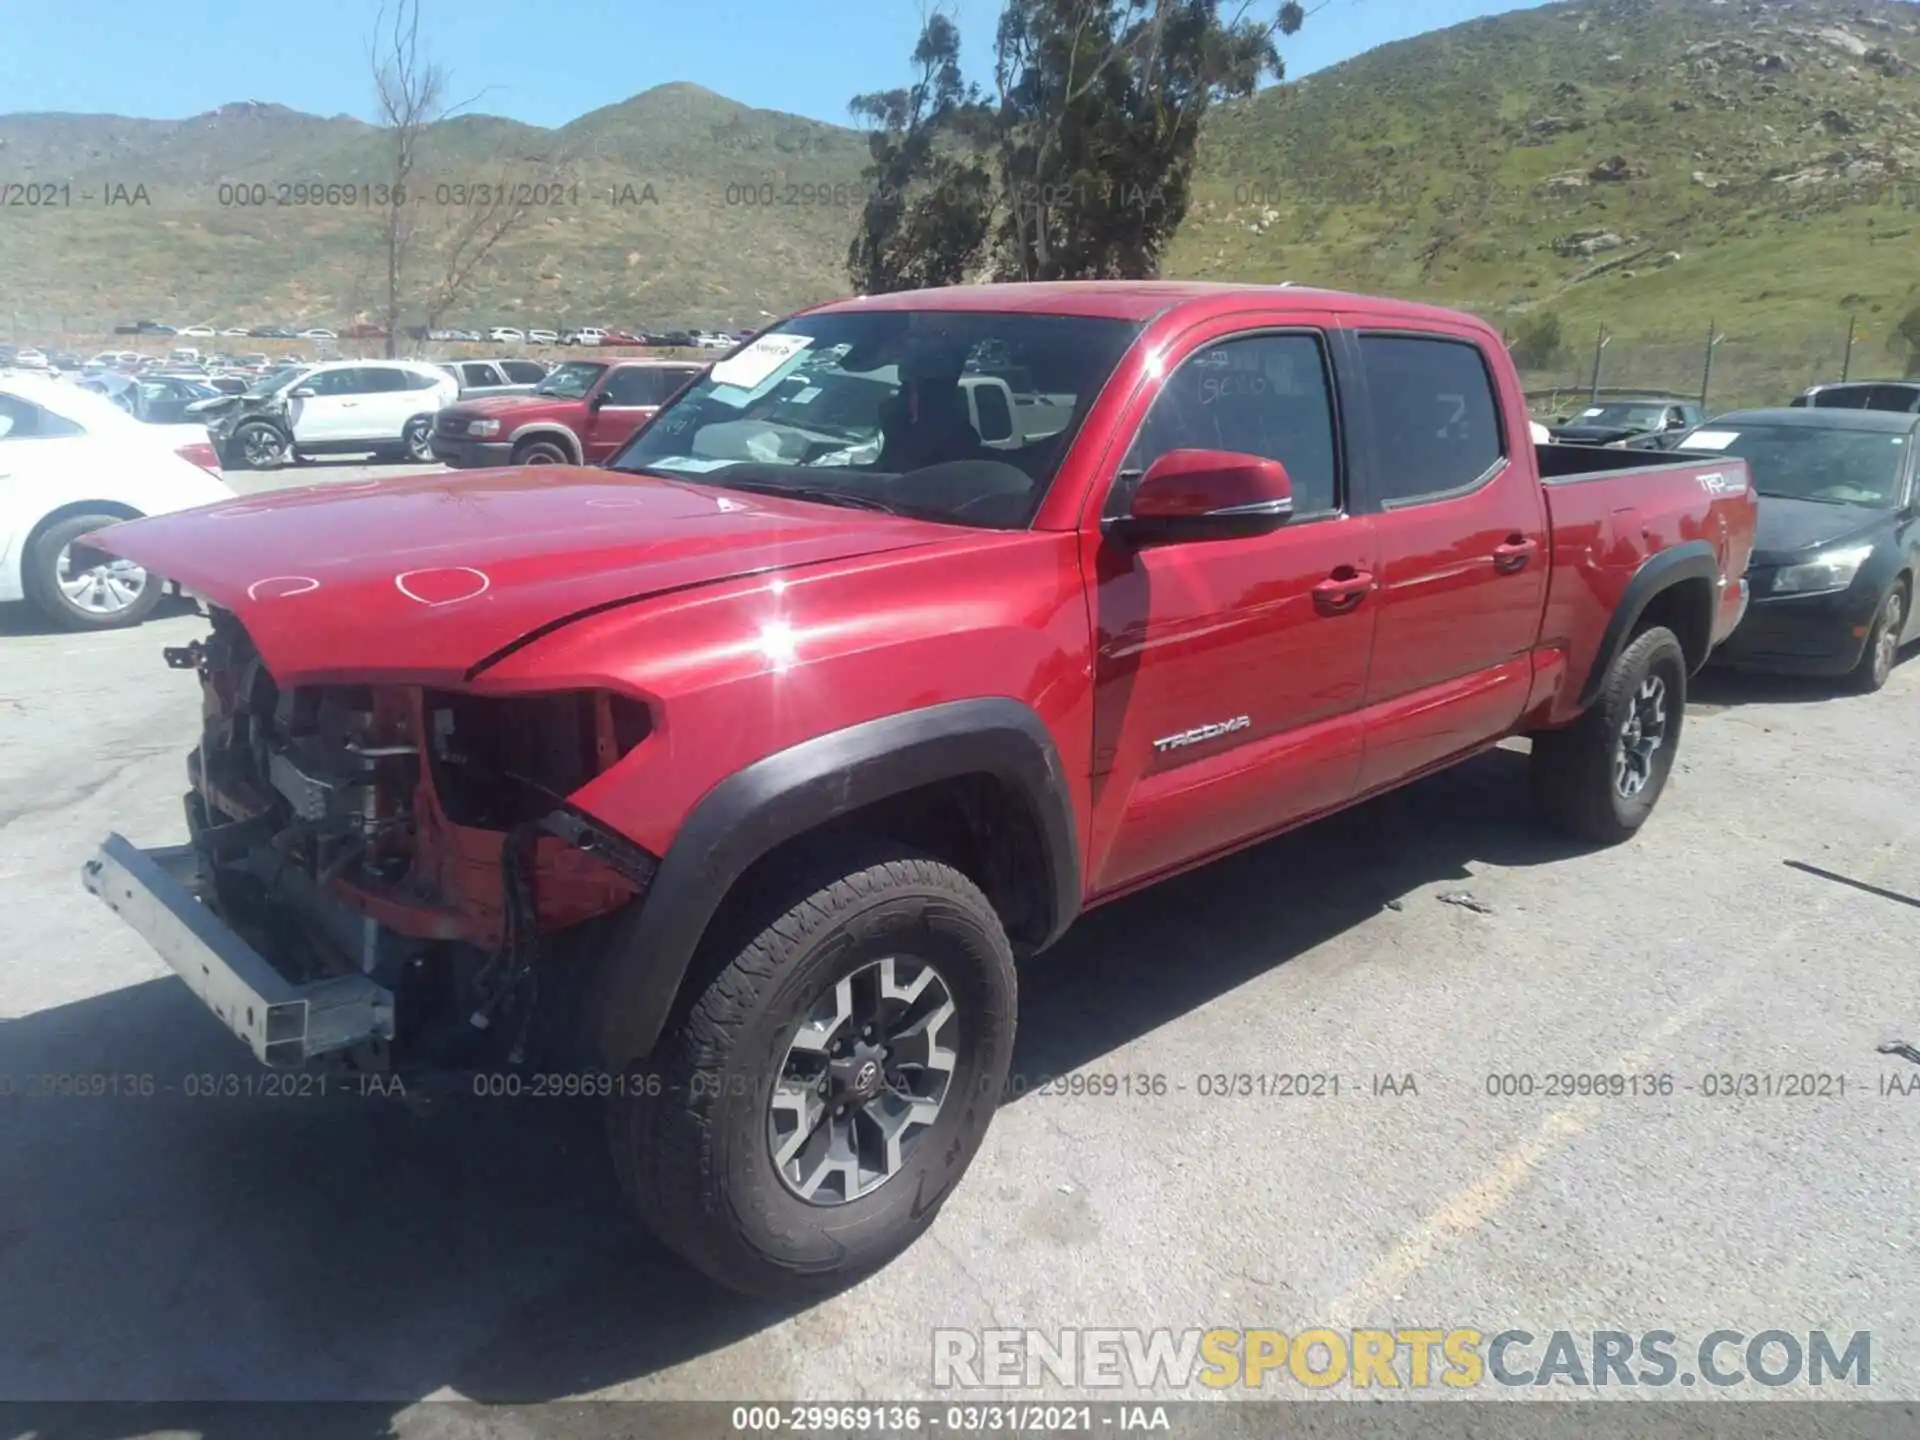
left=0, top=0, right=1553, bottom=128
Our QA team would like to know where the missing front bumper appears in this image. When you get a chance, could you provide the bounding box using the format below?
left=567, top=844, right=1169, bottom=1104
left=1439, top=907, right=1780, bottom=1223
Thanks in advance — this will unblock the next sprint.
left=82, top=833, right=395, bottom=1068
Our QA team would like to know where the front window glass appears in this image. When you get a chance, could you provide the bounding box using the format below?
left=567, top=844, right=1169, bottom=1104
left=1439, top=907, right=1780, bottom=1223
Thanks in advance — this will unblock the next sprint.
left=248, top=366, right=308, bottom=397
left=536, top=362, right=605, bottom=397
left=609, top=310, right=1141, bottom=530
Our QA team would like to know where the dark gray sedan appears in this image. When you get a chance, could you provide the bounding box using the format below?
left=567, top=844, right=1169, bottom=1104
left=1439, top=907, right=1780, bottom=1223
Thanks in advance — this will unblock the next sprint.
left=1693, top=407, right=1920, bottom=691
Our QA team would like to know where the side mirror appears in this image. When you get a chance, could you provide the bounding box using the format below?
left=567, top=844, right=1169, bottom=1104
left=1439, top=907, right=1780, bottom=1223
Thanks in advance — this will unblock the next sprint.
left=289, top=386, right=315, bottom=399
left=1109, top=449, right=1294, bottom=545
left=588, top=390, right=610, bottom=409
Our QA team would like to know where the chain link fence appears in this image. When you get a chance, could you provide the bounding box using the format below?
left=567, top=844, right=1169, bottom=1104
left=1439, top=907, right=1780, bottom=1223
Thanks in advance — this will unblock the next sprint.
left=1512, top=320, right=1919, bottom=420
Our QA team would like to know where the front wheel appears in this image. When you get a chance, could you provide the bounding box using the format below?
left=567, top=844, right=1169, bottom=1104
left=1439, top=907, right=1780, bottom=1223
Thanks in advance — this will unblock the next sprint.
left=1532, top=625, right=1688, bottom=844
left=512, top=438, right=570, bottom=465
left=1849, top=582, right=1906, bottom=694
left=609, top=842, right=1016, bottom=1297
left=231, top=420, right=288, bottom=470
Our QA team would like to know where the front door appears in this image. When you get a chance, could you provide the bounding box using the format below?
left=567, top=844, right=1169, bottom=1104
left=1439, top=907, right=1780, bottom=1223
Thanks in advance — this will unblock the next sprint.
left=1342, top=327, right=1550, bottom=791
left=289, top=366, right=370, bottom=444
left=1085, top=319, right=1379, bottom=896
left=583, top=366, right=664, bottom=461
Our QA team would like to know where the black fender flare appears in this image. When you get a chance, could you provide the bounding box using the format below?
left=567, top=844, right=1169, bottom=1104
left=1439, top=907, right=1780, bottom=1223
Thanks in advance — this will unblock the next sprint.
left=508, top=422, right=583, bottom=463
left=1578, top=539, right=1719, bottom=708
left=590, top=697, right=1081, bottom=1068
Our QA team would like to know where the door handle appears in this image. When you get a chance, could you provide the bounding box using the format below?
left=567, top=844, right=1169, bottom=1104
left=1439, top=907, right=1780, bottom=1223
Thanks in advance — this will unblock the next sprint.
left=1492, top=535, right=1538, bottom=572
left=1312, top=567, right=1375, bottom=615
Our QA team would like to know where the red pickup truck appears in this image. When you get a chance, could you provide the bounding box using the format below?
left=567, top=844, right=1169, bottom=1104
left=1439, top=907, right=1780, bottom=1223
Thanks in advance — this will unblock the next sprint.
left=430, top=357, right=703, bottom=468
left=81, top=282, right=1754, bottom=1298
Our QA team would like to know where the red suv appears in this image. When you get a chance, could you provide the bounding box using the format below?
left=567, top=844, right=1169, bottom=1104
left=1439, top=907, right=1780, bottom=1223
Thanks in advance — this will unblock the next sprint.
left=430, top=357, right=703, bottom=467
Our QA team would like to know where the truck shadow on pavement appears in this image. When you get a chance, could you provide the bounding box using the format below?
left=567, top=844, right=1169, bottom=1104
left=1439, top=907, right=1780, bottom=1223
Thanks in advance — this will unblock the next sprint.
left=0, top=748, right=1580, bottom=1427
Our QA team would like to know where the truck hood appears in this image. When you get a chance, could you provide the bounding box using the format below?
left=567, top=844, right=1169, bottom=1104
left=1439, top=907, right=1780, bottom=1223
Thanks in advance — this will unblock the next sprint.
left=88, top=466, right=953, bottom=685
left=446, top=394, right=573, bottom=419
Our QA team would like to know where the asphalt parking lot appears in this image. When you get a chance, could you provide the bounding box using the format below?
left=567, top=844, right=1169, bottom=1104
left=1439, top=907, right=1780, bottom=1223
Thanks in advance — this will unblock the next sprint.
left=2, top=457, right=1919, bottom=1427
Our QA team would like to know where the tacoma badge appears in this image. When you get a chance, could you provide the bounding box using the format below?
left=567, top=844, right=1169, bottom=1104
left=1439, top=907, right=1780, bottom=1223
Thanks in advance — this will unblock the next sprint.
left=1153, top=716, right=1251, bottom=754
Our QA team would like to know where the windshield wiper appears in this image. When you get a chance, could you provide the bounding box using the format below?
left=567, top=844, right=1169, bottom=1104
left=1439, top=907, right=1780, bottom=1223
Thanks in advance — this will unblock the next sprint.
left=715, top=479, right=900, bottom=514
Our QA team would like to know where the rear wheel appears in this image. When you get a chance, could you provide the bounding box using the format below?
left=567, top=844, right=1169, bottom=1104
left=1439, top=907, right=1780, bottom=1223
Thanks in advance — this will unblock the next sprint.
left=23, top=513, right=162, bottom=630
left=1849, top=582, right=1906, bottom=694
left=608, top=841, right=1016, bottom=1298
left=1533, top=625, right=1687, bottom=844
left=402, top=416, right=434, bottom=463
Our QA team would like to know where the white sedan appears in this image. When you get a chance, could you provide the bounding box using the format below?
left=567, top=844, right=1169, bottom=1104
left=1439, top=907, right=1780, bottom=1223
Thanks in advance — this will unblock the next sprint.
left=0, top=373, right=235, bottom=629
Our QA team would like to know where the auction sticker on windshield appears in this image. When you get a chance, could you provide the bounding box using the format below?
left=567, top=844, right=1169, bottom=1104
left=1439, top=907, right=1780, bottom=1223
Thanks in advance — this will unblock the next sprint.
left=1682, top=430, right=1739, bottom=450
left=711, top=334, right=812, bottom=391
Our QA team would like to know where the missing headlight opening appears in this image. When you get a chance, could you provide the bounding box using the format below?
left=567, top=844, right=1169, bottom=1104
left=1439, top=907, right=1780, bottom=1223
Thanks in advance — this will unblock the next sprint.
left=178, top=607, right=657, bottom=1073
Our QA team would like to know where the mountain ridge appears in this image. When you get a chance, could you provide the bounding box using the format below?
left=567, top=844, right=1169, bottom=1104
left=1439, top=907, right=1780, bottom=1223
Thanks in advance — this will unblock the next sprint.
left=2, top=0, right=1917, bottom=400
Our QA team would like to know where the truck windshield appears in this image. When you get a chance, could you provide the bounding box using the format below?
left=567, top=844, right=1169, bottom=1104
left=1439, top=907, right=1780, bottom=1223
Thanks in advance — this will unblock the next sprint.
left=1686, top=423, right=1908, bottom=507
left=536, top=362, right=607, bottom=398
left=607, top=310, right=1142, bottom=529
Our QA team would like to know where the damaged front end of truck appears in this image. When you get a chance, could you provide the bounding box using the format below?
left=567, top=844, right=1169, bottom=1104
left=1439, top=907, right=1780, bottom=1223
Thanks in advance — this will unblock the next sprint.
left=86, top=604, right=659, bottom=1076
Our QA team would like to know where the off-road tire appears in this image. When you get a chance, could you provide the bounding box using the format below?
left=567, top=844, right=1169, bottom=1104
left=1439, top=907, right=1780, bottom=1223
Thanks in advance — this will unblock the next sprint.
left=22, top=513, right=162, bottom=630
left=1533, top=625, right=1688, bottom=845
left=608, top=839, right=1017, bottom=1298
left=512, top=438, right=570, bottom=465
left=1848, top=581, right=1906, bottom=694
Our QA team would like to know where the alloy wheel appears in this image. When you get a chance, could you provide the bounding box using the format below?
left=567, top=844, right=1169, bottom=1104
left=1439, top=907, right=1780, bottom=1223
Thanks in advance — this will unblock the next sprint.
left=768, top=956, right=958, bottom=1205
left=56, top=547, right=149, bottom=616
left=244, top=427, right=285, bottom=467
left=1613, top=674, right=1668, bottom=800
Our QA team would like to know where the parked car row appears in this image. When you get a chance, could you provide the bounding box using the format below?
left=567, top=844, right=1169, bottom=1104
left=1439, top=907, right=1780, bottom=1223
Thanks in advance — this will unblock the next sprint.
left=13, top=303, right=1920, bottom=714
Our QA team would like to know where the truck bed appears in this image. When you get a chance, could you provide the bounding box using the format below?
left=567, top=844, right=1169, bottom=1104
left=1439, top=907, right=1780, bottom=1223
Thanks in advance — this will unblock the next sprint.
left=1533, top=443, right=1757, bottom=726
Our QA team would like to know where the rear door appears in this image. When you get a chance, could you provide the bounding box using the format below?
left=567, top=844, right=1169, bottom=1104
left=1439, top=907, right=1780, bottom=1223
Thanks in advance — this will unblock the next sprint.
left=355, top=365, right=419, bottom=439
left=1342, top=326, right=1549, bottom=791
left=456, top=361, right=499, bottom=394
left=0, top=397, right=87, bottom=558
left=1085, top=312, right=1379, bottom=895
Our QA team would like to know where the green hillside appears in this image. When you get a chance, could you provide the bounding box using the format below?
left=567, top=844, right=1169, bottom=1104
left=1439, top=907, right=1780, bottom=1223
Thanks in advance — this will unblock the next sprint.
left=1175, top=0, right=1920, bottom=402
left=2, top=0, right=1918, bottom=404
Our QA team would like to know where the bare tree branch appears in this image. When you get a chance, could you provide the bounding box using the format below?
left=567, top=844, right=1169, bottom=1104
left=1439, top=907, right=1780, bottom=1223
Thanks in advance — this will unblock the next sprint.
left=368, top=0, right=561, bottom=351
